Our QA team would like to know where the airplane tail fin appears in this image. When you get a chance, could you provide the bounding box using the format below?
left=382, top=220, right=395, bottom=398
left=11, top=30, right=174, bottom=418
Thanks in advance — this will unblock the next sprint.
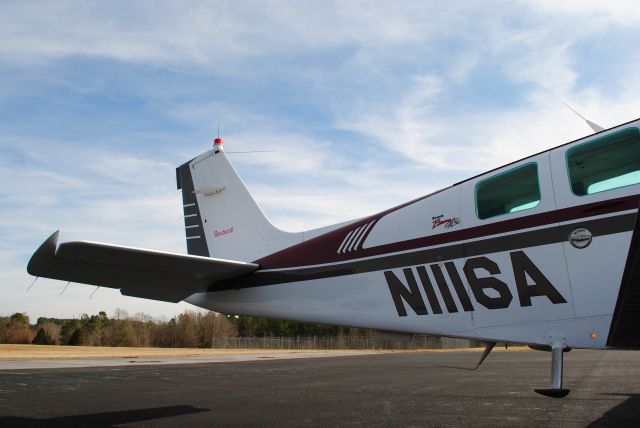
left=176, top=142, right=302, bottom=262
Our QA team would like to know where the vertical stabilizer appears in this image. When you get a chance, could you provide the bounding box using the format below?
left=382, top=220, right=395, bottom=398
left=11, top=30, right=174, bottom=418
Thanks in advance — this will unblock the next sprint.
left=176, top=147, right=302, bottom=262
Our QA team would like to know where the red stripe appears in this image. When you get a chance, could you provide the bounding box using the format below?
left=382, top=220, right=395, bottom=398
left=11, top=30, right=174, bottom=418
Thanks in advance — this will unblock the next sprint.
left=256, top=195, right=640, bottom=269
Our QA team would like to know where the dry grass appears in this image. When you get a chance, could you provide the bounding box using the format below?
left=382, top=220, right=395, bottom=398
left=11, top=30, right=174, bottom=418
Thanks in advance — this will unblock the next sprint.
left=0, top=344, right=529, bottom=360
left=0, top=344, right=322, bottom=360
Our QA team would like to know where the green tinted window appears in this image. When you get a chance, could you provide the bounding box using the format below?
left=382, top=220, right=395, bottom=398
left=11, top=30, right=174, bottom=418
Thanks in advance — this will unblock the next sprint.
left=567, top=128, right=640, bottom=196
left=476, top=163, right=540, bottom=220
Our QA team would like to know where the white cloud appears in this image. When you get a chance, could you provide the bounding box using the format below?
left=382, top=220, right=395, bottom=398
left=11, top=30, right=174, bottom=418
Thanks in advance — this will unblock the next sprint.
left=1, top=1, right=637, bottom=70
left=528, top=0, right=640, bottom=26
left=329, top=0, right=640, bottom=174
left=2, top=1, right=433, bottom=67
left=2, top=1, right=640, bottom=320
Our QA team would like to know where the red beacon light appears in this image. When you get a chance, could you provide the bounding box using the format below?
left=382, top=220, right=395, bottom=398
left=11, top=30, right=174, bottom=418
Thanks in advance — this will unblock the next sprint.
left=213, top=137, right=224, bottom=153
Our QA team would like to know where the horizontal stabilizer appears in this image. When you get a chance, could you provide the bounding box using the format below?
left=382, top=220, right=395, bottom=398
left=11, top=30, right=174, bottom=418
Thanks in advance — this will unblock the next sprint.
left=27, top=231, right=258, bottom=302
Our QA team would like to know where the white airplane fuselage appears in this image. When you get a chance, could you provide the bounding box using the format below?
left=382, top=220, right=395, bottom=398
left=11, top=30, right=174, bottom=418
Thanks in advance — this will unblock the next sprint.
left=183, top=121, right=640, bottom=351
left=29, top=119, right=640, bottom=396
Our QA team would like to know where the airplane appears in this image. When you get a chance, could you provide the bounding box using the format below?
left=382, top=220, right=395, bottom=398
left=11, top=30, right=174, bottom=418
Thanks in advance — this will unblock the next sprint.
left=28, top=117, right=640, bottom=398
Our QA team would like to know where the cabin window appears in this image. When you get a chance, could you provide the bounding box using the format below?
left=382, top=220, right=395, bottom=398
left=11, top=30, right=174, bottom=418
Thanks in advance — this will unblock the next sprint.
left=475, top=163, right=541, bottom=220
left=567, top=128, right=640, bottom=196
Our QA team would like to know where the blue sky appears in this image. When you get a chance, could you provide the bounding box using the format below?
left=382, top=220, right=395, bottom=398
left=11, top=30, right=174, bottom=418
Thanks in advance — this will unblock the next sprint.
left=2, top=1, right=640, bottom=320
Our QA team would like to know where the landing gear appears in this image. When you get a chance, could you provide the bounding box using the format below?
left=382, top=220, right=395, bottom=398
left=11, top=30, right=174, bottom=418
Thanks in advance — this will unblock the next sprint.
left=534, top=341, right=570, bottom=398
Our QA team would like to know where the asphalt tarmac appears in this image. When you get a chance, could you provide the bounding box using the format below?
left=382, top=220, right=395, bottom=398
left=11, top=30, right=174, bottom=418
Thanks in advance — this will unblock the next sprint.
left=0, top=349, right=638, bottom=427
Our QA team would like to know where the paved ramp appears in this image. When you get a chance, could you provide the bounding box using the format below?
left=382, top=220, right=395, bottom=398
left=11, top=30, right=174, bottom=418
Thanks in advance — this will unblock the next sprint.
left=1, top=350, right=639, bottom=426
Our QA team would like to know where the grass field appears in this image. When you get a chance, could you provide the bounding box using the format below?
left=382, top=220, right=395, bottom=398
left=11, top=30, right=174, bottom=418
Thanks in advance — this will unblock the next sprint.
left=0, top=344, right=529, bottom=360
left=0, top=344, right=371, bottom=359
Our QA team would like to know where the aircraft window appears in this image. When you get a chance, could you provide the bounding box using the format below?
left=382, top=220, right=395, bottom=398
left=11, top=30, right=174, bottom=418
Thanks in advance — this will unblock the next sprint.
left=567, top=128, right=640, bottom=196
left=475, top=163, right=540, bottom=220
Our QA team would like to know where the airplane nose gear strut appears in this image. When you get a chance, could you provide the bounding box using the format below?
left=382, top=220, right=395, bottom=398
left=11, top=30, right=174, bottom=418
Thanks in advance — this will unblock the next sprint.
left=534, top=339, right=570, bottom=398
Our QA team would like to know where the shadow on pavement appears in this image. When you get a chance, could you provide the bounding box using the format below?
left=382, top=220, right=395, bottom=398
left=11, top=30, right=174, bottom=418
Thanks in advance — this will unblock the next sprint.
left=0, top=404, right=210, bottom=427
left=587, top=393, right=640, bottom=427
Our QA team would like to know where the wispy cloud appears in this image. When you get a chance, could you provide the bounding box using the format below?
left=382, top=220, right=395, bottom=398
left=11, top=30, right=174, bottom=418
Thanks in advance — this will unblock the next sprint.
left=1, top=1, right=639, bottom=319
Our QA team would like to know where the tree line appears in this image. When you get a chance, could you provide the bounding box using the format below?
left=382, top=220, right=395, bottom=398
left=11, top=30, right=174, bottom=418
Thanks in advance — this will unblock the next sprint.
left=0, top=310, right=370, bottom=348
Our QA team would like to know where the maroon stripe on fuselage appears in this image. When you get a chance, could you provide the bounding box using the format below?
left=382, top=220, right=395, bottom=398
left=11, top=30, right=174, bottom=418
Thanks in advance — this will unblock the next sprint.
left=256, top=194, right=640, bottom=270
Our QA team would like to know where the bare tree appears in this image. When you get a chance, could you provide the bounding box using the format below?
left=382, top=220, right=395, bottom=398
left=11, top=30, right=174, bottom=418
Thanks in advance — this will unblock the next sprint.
left=41, top=321, right=61, bottom=344
left=0, top=316, right=7, bottom=343
left=176, top=311, right=199, bottom=348
left=5, top=313, right=32, bottom=344
left=129, top=312, right=154, bottom=347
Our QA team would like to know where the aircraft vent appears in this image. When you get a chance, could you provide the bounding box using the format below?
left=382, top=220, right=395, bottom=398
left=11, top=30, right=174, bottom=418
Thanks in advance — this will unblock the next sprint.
left=336, top=220, right=377, bottom=255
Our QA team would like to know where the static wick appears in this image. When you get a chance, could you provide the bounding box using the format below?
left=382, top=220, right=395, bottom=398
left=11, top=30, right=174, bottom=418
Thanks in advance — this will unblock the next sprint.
left=26, top=277, right=39, bottom=292
left=90, top=286, right=100, bottom=299
left=60, top=281, right=71, bottom=296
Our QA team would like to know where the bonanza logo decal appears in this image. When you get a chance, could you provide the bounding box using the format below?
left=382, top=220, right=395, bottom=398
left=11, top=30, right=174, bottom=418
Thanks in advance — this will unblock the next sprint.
left=432, top=215, right=461, bottom=230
